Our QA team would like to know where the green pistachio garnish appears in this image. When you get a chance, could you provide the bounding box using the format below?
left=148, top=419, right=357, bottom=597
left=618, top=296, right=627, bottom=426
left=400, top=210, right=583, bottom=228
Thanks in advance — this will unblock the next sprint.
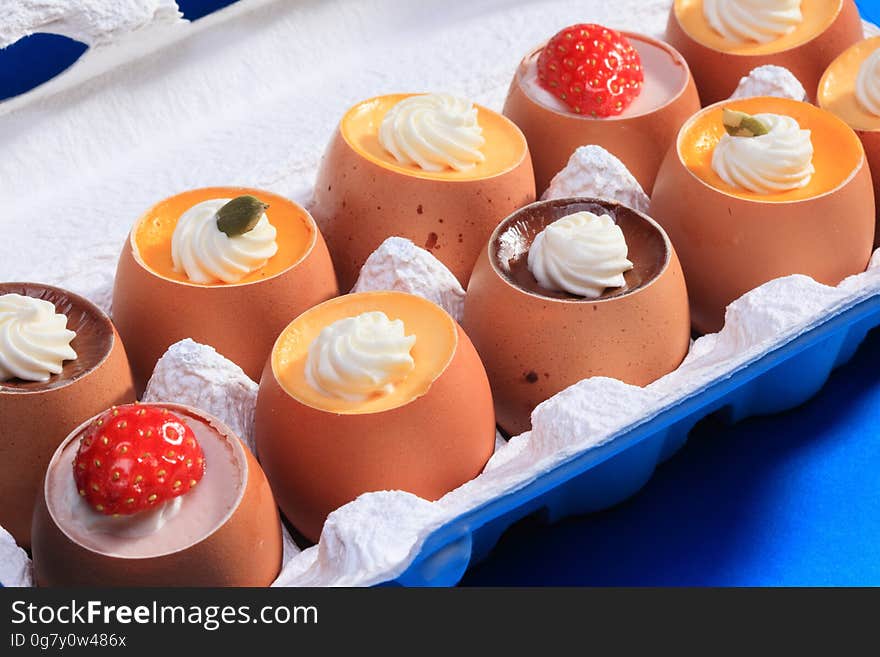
left=215, top=195, right=269, bottom=237
left=722, top=109, right=770, bottom=138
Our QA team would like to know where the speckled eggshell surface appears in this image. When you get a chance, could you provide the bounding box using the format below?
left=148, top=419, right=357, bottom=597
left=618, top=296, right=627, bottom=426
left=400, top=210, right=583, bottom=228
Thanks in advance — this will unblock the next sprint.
left=463, top=198, right=691, bottom=435
left=310, top=96, right=536, bottom=291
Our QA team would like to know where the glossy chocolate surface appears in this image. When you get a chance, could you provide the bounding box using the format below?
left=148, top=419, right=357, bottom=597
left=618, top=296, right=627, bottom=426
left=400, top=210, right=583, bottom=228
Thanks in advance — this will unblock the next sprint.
left=492, top=198, right=669, bottom=301
left=0, top=283, right=114, bottom=393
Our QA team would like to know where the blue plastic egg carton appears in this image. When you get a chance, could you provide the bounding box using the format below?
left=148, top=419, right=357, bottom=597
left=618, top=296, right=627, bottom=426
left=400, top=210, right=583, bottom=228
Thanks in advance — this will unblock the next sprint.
left=391, top=291, right=880, bottom=585
left=387, top=0, right=880, bottom=586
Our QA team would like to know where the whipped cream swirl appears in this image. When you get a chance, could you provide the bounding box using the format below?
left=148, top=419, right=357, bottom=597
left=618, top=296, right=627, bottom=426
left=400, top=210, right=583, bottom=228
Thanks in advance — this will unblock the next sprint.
left=379, top=94, right=486, bottom=172
left=856, top=48, right=880, bottom=117
left=171, top=198, right=278, bottom=284
left=527, top=212, right=634, bottom=299
left=65, top=472, right=183, bottom=539
left=712, top=113, right=814, bottom=193
left=0, top=293, right=77, bottom=382
left=305, top=311, right=416, bottom=402
left=703, top=0, right=803, bottom=44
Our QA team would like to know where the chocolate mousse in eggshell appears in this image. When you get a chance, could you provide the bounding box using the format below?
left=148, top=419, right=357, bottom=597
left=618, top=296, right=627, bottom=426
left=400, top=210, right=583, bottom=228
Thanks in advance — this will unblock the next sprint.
left=650, top=95, right=874, bottom=334
left=32, top=403, right=282, bottom=587
left=113, top=187, right=339, bottom=392
left=255, top=291, right=496, bottom=542
left=0, top=283, right=135, bottom=548
left=463, top=198, right=691, bottom=436
left=310, top=93, right=536, bottom=290
left=502, top=24, right=700, bottom=195
left=819, top=36, right=880, bottom=242
left=666, top=0, right=864, bottom=105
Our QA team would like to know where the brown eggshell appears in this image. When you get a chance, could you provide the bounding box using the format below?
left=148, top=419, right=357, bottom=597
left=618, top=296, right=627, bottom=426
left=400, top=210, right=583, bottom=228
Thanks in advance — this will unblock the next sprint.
left=859, top=129, right=880, bottom=244
left=310, top=98, right=536, bottom=291
left=649, top=99, right=875, bottom=335
left=31, top=403, right=282, bottom=587
left=112, top=188, right=339, bottom=393
left=665, top=0, right=864, bottom=105
left=501, top=33, right=701, bottom=195
left=254, top=292, right=496, bottom=542
left=462, top=199, right=691, bottom=436
left=817, top=37, right=880, bottom=246
left=0, top=283, right=135, bottom=548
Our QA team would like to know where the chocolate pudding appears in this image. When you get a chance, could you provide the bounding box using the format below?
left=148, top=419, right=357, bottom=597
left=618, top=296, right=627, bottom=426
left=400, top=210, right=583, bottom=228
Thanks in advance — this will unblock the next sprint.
left=492, top=198, right=669, bottom=301
left=0, top=283, right=135, bottom=548
left=0, top=283, right=114, bottom=392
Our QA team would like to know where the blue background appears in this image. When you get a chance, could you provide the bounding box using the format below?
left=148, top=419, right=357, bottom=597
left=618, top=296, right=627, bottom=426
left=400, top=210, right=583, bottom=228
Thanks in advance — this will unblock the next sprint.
left=1, top=0, right=879, bottom=586
left=464, top=328, right=880, bottom=586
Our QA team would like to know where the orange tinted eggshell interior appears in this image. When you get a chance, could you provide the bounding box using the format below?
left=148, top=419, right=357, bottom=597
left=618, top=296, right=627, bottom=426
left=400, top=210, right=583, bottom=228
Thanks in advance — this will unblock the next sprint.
left=340, top=94, right=528, bottom=181
left=256, top=290, right=495, bottom=541
left=134, top=187, right=315, bottom=285
left=273, top=291, right=457, bottom=414
left=818, top=37, right=880, bottom=132
left=674, top=0, right=842, bottom=55
left=681, top=96, right=863, bottom=201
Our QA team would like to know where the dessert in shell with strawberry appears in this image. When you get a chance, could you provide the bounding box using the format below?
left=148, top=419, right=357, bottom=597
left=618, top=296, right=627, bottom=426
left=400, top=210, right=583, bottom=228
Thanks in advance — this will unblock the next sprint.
left=31, top=403, right=282, bottom=587
left=503, top=23, right=701, bottom=194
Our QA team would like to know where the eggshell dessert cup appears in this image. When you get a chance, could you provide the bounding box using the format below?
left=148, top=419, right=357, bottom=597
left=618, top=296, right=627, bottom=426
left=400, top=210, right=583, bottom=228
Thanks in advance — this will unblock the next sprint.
left=501, top=32, right=700, bottom=195
left=112, top=187, right=339, bottom=392
left=818, top=36, right=880, bottom=245
left=649, top=96, right=874, bottom=335
left=463, top=198, right=691, bottom=436
left=31, top=403, right=282, bottom=587
left=666, top=0, right=864, bottom=105
left=255, top=291, right=496, bottom=542
left=310, top=94, right=536, bottom=291
left=0, top=283, right=135, bottom=548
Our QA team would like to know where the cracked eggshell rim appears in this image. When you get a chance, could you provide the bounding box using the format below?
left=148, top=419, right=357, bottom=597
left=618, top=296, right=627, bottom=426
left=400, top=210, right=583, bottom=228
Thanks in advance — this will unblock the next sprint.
left=0, top=282, right=136, bottom=549
left=309, top=95, right=536, bottom=291
left=462, top=197, right=691, bottom=436
left=649, top=96, right=875, bottom=334
left=31, top=402, right=282, bottom=587
left=254, top=291, right=496, bottom=543
left=112, top=187, right=339, bottom=393
left=665, top=0, right=863, bottom=105
left=501, top=32, right=701, bottom=196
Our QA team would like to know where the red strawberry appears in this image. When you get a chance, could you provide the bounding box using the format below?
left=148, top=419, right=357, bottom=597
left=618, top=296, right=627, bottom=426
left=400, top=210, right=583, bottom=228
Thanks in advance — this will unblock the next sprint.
left=73, top=404, right=206, bottom=516
left=537, top=23, right=644, bottom=118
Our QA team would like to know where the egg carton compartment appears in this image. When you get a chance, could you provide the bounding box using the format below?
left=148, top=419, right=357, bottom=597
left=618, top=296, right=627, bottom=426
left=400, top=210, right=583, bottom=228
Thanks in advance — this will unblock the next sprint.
left=2, top=0, right=880, bottom=587
left=396, top=292, right=880, bottom=586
